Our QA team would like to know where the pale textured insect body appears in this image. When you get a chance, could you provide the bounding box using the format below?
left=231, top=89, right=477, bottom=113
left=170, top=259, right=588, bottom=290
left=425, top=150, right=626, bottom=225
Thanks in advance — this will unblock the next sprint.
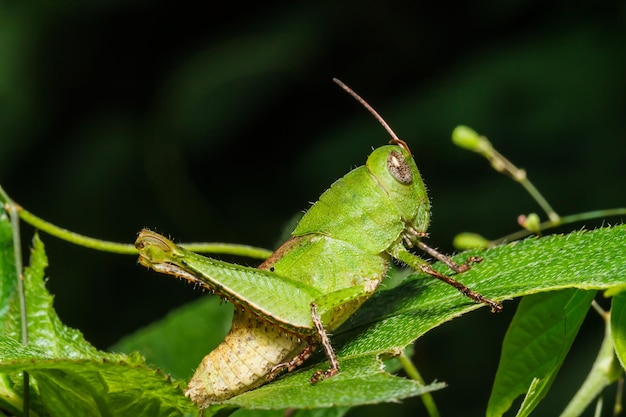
left=185, top=309, right=307, bottom=405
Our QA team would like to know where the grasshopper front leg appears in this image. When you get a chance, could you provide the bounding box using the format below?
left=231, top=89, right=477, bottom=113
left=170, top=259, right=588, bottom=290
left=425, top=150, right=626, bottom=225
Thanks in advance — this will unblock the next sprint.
left=415, top=240, right=482, bottom=273
left=391, top=244, right=502, bottom=313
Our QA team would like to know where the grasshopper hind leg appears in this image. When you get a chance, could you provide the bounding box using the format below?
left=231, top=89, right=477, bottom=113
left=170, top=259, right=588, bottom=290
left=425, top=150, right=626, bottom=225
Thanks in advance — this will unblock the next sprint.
left=268, top=343, right=317, bottom=380
left=309, top=303, right=339, bottom=383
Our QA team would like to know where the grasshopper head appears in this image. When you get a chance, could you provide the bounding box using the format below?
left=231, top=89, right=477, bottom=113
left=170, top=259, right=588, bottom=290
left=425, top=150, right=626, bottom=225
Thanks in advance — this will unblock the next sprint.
left=332, top=79, right=431, bottom=239
left=365, top=140, right=431, bottom=236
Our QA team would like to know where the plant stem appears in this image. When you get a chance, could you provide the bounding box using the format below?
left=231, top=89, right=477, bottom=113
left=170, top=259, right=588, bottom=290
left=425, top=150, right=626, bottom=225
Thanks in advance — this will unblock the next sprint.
left=17, top=206, right=138, bottom=254
left=453, top=129, right=560, bottom=222
left=614, top=378, right=623, bottom=416
left=10, top=201, right=273, bottom=258
left=484, top=144, right=560, bottom=222
left=560, top=316, right=623, bottom=417
left=515, top=173, right=560, bottom=223
left=179, top=242, right=273, bottom=259
left=398, top=351, right=440, bottom=417
left=0, top=187, right=30, bottom=416
left=489, top=208, right=626, bottom=247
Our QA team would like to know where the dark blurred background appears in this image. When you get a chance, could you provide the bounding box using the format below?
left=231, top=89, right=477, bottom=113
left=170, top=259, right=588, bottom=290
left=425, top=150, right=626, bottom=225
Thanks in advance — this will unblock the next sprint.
left=0, top=2, right=624, bottom=415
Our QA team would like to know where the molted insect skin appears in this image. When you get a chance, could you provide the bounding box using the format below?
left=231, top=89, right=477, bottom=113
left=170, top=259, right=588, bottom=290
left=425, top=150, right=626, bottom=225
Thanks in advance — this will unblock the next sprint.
left=186, top=308, right=307, bottom=407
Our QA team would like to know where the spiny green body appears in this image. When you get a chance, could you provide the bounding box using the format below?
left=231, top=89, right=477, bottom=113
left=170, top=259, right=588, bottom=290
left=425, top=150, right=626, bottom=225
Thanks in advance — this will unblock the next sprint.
left=136, top=141, right=499, bottom=408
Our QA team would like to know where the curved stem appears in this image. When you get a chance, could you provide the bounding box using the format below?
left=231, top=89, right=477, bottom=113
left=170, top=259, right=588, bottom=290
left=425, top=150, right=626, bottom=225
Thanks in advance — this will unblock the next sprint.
left=0, top=186, right=30, bottom=416
left=489, top=208, right=626, bottom=246
left=17, top=206, right=137, bottom=254
left=398, top=351, right=440, bottom=417
left=17, top=206, right=273, bottom=258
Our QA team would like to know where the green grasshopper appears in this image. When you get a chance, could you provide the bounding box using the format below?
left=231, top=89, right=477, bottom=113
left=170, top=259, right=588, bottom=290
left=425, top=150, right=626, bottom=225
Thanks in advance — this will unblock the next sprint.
left=135, top=79, right=502, bottom=408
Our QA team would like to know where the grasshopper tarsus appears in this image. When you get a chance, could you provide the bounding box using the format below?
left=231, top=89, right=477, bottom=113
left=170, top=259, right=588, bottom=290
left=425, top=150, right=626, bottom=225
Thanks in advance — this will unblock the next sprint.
left=483, top=297, right=503, bottom=313
left=455, top=255, right=483, bottom=273
left=310, top=366, right=339, bottom=384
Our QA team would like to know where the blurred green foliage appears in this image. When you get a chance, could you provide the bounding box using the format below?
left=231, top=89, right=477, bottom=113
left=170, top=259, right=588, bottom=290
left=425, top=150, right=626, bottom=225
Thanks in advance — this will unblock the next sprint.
left=0, top=2, right=624, bottom=416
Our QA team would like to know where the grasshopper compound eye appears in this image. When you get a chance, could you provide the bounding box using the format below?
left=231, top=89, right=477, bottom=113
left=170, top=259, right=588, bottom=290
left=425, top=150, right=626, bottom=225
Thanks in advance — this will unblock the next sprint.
left=387, top=150, right=413, bottom=185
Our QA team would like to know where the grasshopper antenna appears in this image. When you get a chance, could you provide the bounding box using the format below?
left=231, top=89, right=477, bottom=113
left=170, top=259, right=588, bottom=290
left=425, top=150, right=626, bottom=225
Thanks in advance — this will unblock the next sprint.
left=332, top=78, right=410, bottom=154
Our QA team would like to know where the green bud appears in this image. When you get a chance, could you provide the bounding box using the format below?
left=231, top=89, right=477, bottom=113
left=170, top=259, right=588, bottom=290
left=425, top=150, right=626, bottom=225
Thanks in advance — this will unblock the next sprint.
left=518, top=213, right=541, bottom=234
left=452, top=125, right=482, bottom=151
left=453, top=232, right=489, bottom=250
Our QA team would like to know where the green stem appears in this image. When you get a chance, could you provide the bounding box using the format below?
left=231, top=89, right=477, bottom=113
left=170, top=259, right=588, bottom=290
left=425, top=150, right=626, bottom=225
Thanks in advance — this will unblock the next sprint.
left=0, top=187, right=30, bottom=416
left=487, top=147, right=560, bottom=222
left=454, top=130, right=560, bottom=222
left=18, top=203, right=274, bottom=259
left=614, top=377, right=623, bottom=416
left=594, top=397, right=604, bottom=417
left=489, top=208, right=626, bottom=247
left=560, top=315, right=623, bottom=417
left=0, top=184, right=273, bottom=259
left=18, top=207, right=137, bottom=254
left=0, top=196, right=27, bottom=343
left=516, top=174, right=560, bottom=223
left=178, top=242, right=272, bottom=259
left=17, top=207, right=273, bottom=258
left=398, top=351, right=440, bottom=417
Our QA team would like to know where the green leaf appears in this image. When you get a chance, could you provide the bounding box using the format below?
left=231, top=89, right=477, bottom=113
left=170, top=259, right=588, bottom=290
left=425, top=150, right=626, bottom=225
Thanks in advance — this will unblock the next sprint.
left=334, top=225, right=626, bottom=359
left=3, top=232, right=122, bottom=359
left=124, top=225, right=625, bottom=414
left=486, top=289, right=595, bottom=417
left=112, top=297, right=234, bottom=380
left=0, top=335, right=195, bottom=417
left=0, top=218, right=197, bottom=416
left=4, top=214, right=623, bottom=415
left=231, top=408, right=352, bottom=417
left=220, top=355, right=444, bottom=410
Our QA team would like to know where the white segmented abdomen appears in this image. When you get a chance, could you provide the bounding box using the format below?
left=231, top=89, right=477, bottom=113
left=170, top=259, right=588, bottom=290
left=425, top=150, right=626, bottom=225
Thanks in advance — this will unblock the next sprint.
left=185, top=308, right=307, bottom=407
